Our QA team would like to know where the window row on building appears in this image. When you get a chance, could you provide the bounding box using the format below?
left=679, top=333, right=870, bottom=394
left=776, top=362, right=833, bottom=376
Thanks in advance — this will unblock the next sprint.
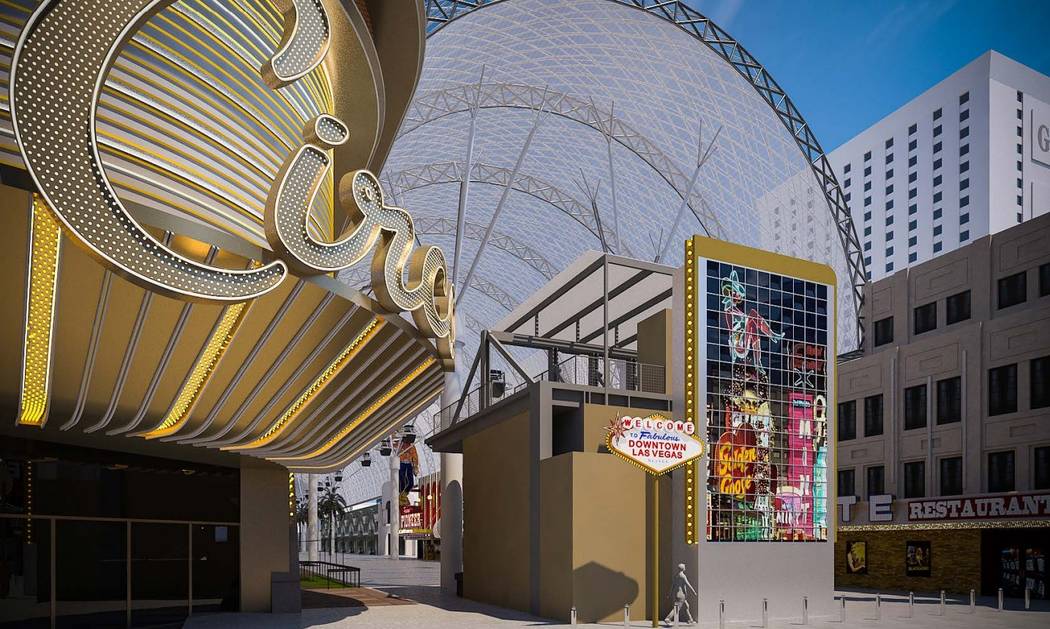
left=838, top=446, right=1050, bottom=499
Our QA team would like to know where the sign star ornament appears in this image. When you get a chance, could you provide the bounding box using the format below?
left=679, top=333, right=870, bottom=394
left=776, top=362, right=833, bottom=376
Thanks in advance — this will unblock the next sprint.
left=606, top=413, right=705, bottom=475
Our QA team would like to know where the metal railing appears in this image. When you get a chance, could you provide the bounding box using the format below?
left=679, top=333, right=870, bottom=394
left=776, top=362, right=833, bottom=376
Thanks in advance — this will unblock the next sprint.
left=438, top=355, right=665, bottom=429
left=299, top=560, right=361, bottom=588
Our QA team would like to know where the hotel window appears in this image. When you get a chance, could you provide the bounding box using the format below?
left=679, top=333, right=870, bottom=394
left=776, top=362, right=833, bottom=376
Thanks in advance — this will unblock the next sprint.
left=909, top=155, right=918, bottom=167
left=864, top=151, right=872, bottom=161
left=960, top=230, right=969, bottom=242
left=960, top=143, right=969, bottom=156
left=839, top=469, right=856, bottom=497
left=886, top=262, right=894, bottom=273
left=885, top=247, right=894, bottom=257
left=845, top=192, right=851, bottom=202
left=946, top=290, right=970, bottom=324
left=909, top=123, right=917, bottom=134
left=885, top=138, right=894, bottom=149
left=988, top=451, right=1015, bottom=493
left=864, top=197, right=871, bottom=207
left=940, top=457, right=963, bottom=496
left=1036, top=447, right=1050, bottom=490
left=933, top=157, right=942, bottom=170
left=887, top=168, right=895, bottom=179
left=960, top=109, right=969, bottom=122
left=844, top=177, right=851, bottom=188
left=867, top=466, right=885, bottom=497
left=908, top=139, right=917, bottom=151
left=908, top=236, right=917, bottom=247
left=864, top=241, right=871, bottom=251
left=960, top=212, right=969, bottom=224
left=886, top=154, right=894, bottom=165
left=904, top=461, right=925, bottom=498
left=933, top=208, right=942, bottom=219
left=909, top=220, right=917, bottom=230
left=934, top=225, right=942, bottom=236
left=864, top=394, right=884, bottom=437
left=960, top=127, right=969, bottom=139
left=933, top=108, right=942, bottom=120
left=933, top=191, right=942, bottom=203
left=936, top=376, right=961, bottom=424
left=1032, top=355, right=1050, bottom=409
left=910, top=188, right=918, bottom=199
left=864, top=165, right=872, bottom=177
left=874, top=317, right=893, bottom=346
left=838, top=401, right=856, bottom=440
left=960, top=196, right=968, bottom=207
left=914, top=302, right=936, bottom=334
left=909, top=252, right=917, bottom=263
left=988, top=364, right=1018, bottom=416
left=934, top=124, right=942, bottom=137
left=960, top=161, right=969, bottom=173
left=864, top=211, right=871, bottom=221
left=1040, top=262, right=1050, bottom=296
left=886, top=200, right=895, bottom=211
left=933, top=142, right=942, bottom=154
left=998, top=271, right=1027, bottom=309
left=864, top=181, right=872, bottom=192
left=959, top=92, right=969, bottom=105
left=960, top=178, right=969, bottom=190
left=885, top=184, right=894, bottom=195
left=844, top=163, right=851, bottom=174
left=933, top=242, right=942, bottom=253
left=864, top=226, right=871, bottom=237
left=904, top=384, right=927, bottom=430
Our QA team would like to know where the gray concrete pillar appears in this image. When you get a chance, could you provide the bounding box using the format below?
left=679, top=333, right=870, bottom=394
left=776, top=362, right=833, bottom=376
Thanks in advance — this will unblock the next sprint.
left=390, top=447, right=400, bottom=560
left=439, top=367, right=463, bottom=594
left=307, top=473, right=319, bottom=562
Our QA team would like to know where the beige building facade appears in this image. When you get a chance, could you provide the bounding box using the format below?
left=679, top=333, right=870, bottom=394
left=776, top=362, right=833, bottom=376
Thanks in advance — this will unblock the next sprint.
left=836, top=211, right=1050, bottom=596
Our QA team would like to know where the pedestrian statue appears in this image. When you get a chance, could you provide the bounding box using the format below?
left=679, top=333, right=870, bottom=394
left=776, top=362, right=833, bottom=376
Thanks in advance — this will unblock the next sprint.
left=664, top=563, right=697, bottom=625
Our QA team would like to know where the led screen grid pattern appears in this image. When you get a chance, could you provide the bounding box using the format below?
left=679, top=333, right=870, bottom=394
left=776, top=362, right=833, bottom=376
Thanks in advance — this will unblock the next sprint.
left=702, top=259, right=830, bottom=542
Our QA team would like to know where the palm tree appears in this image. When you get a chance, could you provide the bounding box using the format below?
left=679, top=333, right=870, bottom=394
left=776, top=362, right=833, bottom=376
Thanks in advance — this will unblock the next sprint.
left=318, top=485, right=347, bottom=557
left=295, top=498, right=308, bottom=551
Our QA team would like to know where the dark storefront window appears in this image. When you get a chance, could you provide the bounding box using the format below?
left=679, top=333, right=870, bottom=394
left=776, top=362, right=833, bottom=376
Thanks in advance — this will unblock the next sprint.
left=838, top=469, right=856, bottom=497
left=867, top=466, right=885, bottom=497
left=1036, top=447, right=1050, bottom=491
left=988, top=451, right=1016, bottom=493
left=936, top=376, right=962, bottom=424
left=988, top=364, right=1018, bottom=416
left=1040, top=262, right=1050, bottom=297
left=946, top=290, right=971, bottom=324
left=940, top=457, right=963, bottom=496
left=864, top=394, right=884, bottom=437
left=914, top=302, right=937, bottom=334
left=904, top=384, right=927, bottom=430
left=838, top=401, right=856, bottom=441
left=903, top=461, right=925, bottom=498
left=1032, top=356, right=1050, bottom=409
left=0, top=518, right=51, bottom=629
left=998, top=271, right=1027, bottom=309
left=874, top=317, right=894, bottom=346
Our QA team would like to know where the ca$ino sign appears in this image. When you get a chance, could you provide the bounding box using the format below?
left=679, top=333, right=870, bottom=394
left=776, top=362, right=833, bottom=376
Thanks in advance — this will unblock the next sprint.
left=606, top=414, right=705, bottom=475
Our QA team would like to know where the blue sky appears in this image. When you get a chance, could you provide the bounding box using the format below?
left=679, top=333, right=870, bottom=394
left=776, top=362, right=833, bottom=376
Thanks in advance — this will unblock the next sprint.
left=690, top=0, right=1050, bottom=150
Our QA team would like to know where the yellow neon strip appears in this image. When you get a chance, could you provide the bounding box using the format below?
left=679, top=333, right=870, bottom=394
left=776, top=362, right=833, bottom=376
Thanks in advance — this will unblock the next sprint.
left=17, top=196, right=62, bottom=427
left=684, top=237, right=699, bottom=544
left=290, top=389, right=440, bottom=472
left=224, top=318, right=384, bottom=451
left=142, top=293, right=254, bottom=439
left=268, top=357, right=437, bottom=462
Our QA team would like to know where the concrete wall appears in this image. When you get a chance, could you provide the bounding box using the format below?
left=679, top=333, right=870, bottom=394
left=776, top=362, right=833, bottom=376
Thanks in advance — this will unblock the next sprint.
left=463, top=410, right=531, bottom=612
left=240, top=459, right=292, bottom=612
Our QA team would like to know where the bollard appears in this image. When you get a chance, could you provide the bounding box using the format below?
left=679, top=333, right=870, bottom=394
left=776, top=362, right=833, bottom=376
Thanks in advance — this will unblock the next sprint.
left=762, top=598, right=768, bottom=628
left=673, top=605, right=679, bottom=627
left=802, top=595, right=808, bottom=625
left=570, top=606, right=577, bottom=626
left=623, top=604, right=630, bottom=627
left=998, top=587, right=1004, bottom=611
left=719, top=599, right=726, bottom=629
left=939, top=590, right=946, bottom=616
left=875, top=593, right=881, bottom=620
left=906, top=591, right=914, bottom=618
left=1026, top=587, right=1031, bottom=610
left=970, top=589, right=975, bottom=613
left=840, top=595, right=846, bottom=623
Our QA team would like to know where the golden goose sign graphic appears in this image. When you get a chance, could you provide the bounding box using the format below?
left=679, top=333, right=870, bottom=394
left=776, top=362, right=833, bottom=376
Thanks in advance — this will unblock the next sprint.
left=9, top=0, right=455, bottom=364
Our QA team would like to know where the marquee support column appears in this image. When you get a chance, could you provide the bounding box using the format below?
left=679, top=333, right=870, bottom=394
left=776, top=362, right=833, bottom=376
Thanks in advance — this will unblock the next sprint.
left=652, top=474, right=659, bottom=628
left=307, top=474, right=318, bottom=562
left=390, top=448, right=400, bottom=561
left=440, top=364, right=464, bottom=594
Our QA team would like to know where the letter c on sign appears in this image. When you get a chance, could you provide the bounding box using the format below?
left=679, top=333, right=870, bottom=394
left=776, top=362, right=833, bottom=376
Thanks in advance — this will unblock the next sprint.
left=10, top=0, right=287, bottom=303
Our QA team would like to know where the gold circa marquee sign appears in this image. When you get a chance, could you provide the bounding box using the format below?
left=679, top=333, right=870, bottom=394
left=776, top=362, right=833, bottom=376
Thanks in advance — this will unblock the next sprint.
left=9, top=0, right=455, bottom=365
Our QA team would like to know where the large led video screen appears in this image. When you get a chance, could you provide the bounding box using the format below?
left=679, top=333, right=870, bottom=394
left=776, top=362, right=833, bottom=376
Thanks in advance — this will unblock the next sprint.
left=699, top=258, right=832, bottom=542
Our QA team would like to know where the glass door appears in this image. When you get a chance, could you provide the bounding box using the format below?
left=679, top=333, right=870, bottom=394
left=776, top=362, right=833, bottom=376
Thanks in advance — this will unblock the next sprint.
left=56, top=520, right=126, bottom=629
left=131, top=523, right=188, bottom=627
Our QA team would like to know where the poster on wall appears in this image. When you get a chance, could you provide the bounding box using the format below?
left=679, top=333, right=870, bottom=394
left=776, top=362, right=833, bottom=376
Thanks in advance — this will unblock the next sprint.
left=906, top=541, right=932, bottom=576
left=699, top=257, right=832, bottom=542
left=846, top=541, right=868, bottom=574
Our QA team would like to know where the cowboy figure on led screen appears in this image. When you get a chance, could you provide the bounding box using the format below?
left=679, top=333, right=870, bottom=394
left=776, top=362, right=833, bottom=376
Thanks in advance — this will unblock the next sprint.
left=721, top=270, right=784, bottom=376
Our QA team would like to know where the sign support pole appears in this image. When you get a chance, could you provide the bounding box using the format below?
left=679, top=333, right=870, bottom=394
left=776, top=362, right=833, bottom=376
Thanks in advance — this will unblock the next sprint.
left=652, top=473, right=659, bottom=628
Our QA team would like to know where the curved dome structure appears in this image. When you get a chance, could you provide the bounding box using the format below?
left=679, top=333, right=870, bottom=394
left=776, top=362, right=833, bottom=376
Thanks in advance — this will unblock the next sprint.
left=369, top=0, right=864, bottom=376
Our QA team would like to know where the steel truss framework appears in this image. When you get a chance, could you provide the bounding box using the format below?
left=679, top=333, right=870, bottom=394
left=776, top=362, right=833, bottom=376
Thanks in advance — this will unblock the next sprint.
left=398, top=81, right=725, bottom=241
left=423, top=0, right=867, bottom=341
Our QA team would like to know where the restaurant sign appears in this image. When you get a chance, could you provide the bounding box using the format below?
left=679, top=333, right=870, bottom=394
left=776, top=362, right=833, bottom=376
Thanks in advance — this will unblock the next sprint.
left=400, top=505, right=423, bottom=530
left=606, top=414, right=704, bottom=475
left=908, top=492, right=1050, bottom=522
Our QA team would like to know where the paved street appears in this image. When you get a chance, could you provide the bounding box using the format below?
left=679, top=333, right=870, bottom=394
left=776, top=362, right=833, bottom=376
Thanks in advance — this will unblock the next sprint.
left=183, top=555, right=1050, bottom=628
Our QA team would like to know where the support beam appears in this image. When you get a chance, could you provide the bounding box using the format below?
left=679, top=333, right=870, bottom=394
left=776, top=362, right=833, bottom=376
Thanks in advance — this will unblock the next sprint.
left=452, top=67, right=485, bottom=287
left=657, top=123, right=721, bottom=262
left=458, top=88, right=548, bottom=304
left=604, top=101, right=622, bottom=254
